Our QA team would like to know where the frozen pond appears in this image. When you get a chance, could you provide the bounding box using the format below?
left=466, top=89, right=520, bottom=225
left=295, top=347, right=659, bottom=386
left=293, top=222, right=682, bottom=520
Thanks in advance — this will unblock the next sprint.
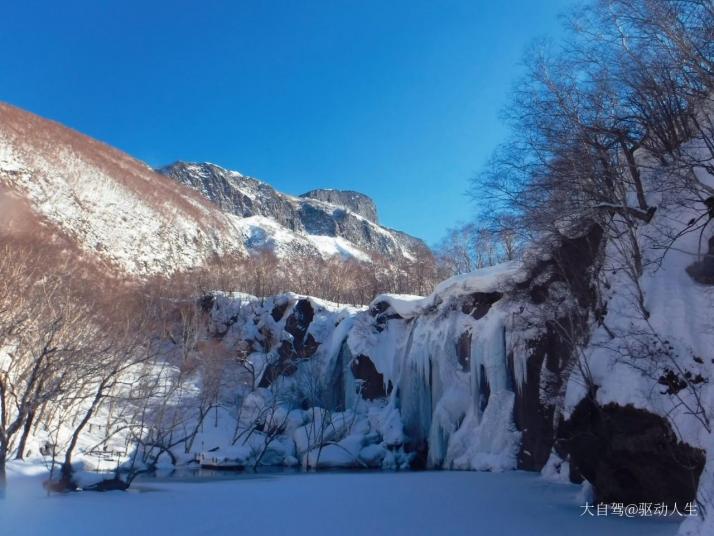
left=1, top=470, right=681, bottom=535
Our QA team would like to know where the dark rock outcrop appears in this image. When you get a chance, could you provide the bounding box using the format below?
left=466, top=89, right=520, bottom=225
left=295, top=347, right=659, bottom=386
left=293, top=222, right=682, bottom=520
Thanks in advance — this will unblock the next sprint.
left=351, top=354, right=390, bottom=400
left=259, top=299, right=318, bottom=388
left=511, top=223, right=605, bottom=471
left=300, top=189, right=378, bottom=223
left=285, top=299, right=317, bottom=358
left=259, top=340, right=299, bottom=388
left=511, top=322, right=572, bottom=470
left=271, top=300, right=289, bottom=322
left=686, top=235, right=714, bottom=285
left=461, top=291, right=502, bottom=320
left=558, top=398, right=705, bottom=506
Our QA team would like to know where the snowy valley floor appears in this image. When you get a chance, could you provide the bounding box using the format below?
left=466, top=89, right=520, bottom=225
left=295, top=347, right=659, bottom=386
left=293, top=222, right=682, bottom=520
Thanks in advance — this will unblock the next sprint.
left=0, top=469, right=681, bottom=536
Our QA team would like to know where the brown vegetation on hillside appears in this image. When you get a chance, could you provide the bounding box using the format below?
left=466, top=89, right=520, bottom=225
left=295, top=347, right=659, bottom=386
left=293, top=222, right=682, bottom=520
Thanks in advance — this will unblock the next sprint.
left=0, top=102, right=221, bottom=226
left=150, top=243, right=443, bottom=306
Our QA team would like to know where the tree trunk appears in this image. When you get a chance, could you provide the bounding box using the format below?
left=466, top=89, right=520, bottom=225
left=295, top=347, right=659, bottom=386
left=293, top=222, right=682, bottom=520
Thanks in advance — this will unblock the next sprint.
left=59, top=381, right=107, bottom=490
left=15, top=409, right=35, bottom=460
left=620, top=139, right=649, bottom=212
left=0, top=450, right=6, bottom=491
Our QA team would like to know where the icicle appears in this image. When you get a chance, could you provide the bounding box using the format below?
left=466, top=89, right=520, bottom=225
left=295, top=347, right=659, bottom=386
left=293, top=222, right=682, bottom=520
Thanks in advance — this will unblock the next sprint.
left=397, top=318, right=434, bottom=445
left=471, top=328, right=483, bottom=425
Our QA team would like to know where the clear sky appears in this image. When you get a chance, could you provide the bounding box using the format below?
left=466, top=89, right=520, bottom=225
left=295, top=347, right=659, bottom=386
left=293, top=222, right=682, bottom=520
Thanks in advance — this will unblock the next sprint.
left=0, top=0, right=573, bottom=245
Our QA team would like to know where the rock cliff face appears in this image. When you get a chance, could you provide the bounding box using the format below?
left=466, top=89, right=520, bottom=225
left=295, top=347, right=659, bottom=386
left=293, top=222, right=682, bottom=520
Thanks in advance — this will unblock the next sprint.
left=300, top=189, right=378, bottom=223
left=159, top=162, right=425, bottom=260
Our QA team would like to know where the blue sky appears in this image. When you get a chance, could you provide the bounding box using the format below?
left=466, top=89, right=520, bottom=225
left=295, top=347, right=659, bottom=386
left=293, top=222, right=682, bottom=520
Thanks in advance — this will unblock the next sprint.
left=0, top=0, right=573, bottom=244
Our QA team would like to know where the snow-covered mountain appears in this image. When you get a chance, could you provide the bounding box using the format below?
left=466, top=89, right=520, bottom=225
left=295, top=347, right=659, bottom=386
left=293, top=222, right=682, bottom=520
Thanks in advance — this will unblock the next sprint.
left=0, top=103, right=425, bottom=277
left=159, top=161, right=425, bottom=261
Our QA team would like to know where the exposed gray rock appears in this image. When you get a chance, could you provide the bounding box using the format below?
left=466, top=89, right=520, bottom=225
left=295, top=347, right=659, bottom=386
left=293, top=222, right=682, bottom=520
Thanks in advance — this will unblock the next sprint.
left=300, top=189, right=378, bottom=223
left=159, top=162, right=427, bottom=260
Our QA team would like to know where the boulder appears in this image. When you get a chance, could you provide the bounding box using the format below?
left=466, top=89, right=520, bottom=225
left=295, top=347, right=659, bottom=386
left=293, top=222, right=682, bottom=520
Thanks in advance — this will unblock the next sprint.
left=558, top=398, right=705, bottom=506
left=686, top=235, right=714, bottom=285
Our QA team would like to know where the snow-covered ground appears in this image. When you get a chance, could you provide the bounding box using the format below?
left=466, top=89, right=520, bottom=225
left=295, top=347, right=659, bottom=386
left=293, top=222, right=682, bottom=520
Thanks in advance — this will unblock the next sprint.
left=0, top=470, right=680, bottom=536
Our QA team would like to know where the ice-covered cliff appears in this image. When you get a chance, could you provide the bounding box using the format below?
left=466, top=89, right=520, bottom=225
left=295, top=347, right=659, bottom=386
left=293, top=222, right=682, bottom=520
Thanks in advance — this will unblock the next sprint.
left=189, top=213, right=709, bottom=530
left=175, top=226, right=589, bottom=473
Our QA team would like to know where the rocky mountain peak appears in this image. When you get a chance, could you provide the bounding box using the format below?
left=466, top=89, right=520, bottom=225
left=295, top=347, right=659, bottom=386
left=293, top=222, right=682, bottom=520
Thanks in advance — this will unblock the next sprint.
left=299, top=189, right=378, bottom=223
left=159, top=161, right=426, bottom=260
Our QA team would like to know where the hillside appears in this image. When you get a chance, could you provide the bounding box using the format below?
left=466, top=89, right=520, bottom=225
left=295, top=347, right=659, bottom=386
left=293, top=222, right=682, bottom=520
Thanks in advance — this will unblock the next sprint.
left=0, top=103, right=426, bottom=277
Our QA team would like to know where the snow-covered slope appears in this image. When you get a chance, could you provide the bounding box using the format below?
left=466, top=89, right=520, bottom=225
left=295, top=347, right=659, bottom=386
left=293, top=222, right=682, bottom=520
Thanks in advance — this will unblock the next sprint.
left=0, top=103, right=247, bottom=274
left=0, top=103, right=424, bottom=276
